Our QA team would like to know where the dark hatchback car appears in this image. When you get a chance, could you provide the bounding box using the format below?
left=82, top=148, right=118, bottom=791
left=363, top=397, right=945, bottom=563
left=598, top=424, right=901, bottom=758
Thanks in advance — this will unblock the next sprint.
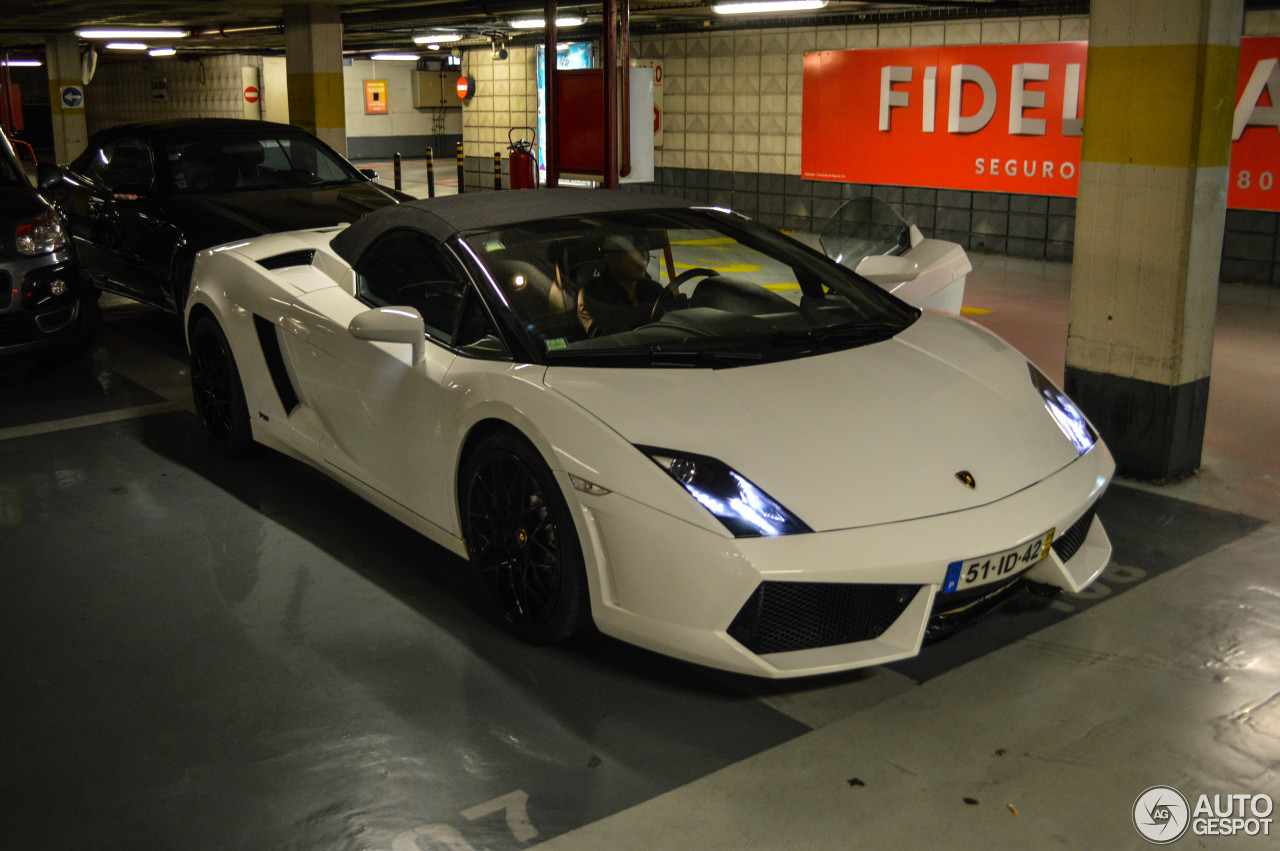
left=1, top=130, right=93, bottom=369
left=38, top=118, right=412, bottom=316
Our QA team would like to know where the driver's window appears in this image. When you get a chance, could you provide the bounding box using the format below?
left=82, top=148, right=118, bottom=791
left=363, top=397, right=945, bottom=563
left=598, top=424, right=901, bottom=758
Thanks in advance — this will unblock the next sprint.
left=85, top=138, right=155, bottom=193
left=355, top=230, right=469, bottom=343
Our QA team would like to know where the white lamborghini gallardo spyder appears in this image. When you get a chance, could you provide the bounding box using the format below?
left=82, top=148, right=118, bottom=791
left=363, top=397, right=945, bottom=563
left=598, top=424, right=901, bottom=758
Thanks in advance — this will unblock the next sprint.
left=184, top=189, right=1113, bottom=678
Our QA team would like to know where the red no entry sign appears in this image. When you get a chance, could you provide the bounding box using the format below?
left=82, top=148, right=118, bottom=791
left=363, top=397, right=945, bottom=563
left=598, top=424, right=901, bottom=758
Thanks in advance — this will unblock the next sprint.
left=244, top=86, right=259, bottom=104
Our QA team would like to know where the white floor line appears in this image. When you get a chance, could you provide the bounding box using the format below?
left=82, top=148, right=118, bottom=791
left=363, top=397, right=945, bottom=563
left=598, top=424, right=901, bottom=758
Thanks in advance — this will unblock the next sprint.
left=0, top=399, right=191, bottom=441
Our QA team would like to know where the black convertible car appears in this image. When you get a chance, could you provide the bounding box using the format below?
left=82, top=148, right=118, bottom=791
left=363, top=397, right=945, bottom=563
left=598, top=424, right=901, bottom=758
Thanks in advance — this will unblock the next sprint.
left=38, top=118, right=412, bottom=316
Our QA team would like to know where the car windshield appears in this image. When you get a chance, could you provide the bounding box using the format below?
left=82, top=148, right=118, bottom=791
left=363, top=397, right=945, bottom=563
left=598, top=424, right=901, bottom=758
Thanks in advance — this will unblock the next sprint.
left=463, top=207, right=919, bottom=368
left=818, top=196, right=912, bottom=270
left=160, top=132, right=361, bottom=193
left=0, top=141, right=25, bottom=187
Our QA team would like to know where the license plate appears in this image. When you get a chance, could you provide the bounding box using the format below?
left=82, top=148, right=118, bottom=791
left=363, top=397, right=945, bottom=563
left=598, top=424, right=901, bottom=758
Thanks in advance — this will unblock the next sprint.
left=943, top=528, right=1056, bottom=594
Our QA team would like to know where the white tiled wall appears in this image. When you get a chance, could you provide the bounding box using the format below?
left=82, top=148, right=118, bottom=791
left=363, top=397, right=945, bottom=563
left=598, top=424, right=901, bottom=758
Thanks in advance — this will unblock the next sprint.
left=86, top=55, right=265, bottom=133
left=457, top=10, right=1280, bottom=184
left=632, top=15, right=1091, bottom=177
left=460, top=45, right=539, bottom=157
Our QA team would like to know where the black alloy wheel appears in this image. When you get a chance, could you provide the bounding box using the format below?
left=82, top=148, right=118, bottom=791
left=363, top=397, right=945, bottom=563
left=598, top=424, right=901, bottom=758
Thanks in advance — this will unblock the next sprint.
left=462, top=433, right=591, bottom=644
left=189, top=315, right=253, bottom=456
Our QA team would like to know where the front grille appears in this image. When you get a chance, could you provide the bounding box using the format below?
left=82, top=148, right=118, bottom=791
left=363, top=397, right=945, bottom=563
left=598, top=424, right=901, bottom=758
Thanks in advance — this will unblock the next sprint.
left=1052, top=502, right=1098, bottom=564
left=728, top=581, right=920, bottom=655
left=927, top=575, right=1028, bottom=640
left=0, top=313, right=36, bottom=346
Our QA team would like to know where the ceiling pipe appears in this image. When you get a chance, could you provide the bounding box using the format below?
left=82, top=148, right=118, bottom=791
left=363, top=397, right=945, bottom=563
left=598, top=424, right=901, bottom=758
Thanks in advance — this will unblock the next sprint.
left=194, top=24, right=284, bottom=39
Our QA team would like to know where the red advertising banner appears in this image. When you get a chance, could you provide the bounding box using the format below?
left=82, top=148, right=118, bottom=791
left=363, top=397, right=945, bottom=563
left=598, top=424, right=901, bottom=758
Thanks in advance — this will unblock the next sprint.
left=1232, top=37, right=1280, bottom=211
left=803, top=37, right=1280, bottom=211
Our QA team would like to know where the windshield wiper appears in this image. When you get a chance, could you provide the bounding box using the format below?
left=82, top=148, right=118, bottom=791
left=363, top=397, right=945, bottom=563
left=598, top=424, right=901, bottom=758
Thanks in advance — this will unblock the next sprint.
left=770, top=321, right=901, bottom=350
left=545, top=345, right=764, bottom=368
left=647, top=346, right=765, bottom=367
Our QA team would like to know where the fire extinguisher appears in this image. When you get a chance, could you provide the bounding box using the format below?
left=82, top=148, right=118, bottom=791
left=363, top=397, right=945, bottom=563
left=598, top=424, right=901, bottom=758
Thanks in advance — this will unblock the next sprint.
left=507, top=127, right=537, bottom=190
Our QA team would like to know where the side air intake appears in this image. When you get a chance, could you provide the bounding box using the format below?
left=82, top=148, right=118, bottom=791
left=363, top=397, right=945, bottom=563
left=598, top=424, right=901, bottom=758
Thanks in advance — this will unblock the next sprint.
left=257, top=250, right=316, bottom=271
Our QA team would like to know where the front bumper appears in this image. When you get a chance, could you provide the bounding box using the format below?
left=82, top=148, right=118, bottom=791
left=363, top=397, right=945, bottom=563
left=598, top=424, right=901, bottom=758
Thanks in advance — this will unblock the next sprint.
left=0, top=252, right=85, bottom=361
left=571, top=443, right=1113, bottom=678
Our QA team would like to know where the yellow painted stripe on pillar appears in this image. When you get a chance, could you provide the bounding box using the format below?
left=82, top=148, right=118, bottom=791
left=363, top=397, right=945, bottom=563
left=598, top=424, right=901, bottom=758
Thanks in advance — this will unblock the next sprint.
left=1081, top=43, right=1237, bottom=169
left=286, top=71, right=346, bottom=132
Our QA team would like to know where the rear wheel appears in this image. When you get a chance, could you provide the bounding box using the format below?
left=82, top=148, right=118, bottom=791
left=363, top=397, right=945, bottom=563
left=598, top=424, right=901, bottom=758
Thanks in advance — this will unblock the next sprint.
left=189, top=314, right=253, bottom=456
left=461, top=433, right=592, bottom=643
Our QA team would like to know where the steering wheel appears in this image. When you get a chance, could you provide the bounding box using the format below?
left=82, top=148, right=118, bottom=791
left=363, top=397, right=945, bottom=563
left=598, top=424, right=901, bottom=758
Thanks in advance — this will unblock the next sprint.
left=652, top=267, right=719, bottom=320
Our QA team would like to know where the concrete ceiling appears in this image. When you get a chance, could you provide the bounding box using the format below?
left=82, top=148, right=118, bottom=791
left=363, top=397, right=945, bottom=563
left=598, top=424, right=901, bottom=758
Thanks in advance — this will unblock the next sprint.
left=0, top=1, right=1069, bottom=57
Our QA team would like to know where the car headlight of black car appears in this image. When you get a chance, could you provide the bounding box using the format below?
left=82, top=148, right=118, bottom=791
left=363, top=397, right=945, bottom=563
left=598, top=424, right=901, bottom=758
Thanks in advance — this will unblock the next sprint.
left=1028, top=363, right=1096, bottom=455
left=641, top=447, right=811, bottom=538
left=15, top=210, right=67, bottom=256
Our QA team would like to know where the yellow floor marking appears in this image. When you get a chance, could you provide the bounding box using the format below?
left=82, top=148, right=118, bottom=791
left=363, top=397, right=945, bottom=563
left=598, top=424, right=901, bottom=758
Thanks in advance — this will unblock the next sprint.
left=961, top=306, right=993, bottom=316
left=670, top=237, right=738, bottom=246
left=673, top=262, right=762, bottom=273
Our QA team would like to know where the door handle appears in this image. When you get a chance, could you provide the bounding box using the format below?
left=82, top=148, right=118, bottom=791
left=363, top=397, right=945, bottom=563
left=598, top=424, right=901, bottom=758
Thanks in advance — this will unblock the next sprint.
left=283, top=316, right=309, bottom=342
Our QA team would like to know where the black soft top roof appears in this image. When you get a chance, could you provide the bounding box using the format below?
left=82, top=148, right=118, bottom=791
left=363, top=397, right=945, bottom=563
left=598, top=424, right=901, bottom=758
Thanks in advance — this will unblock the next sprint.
left=92, top=118, right=307, bottom=141
left=330, top=188, right=693, bottom=265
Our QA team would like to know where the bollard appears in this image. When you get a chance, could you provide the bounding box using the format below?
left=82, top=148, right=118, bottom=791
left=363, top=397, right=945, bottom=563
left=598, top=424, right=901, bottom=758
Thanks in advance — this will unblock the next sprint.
left=493, top=152, right=503, bottom=190
left=425, top=147, right=435, bottom=198
left=456, top=141, right=465, bottom=194
left=393, top=152, right=402, bottom=192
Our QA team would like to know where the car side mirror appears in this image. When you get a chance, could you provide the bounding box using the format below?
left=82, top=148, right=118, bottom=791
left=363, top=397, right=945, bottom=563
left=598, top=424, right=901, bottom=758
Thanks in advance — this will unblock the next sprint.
left=110, top=183, right=153, bottom=201
left=348, top=306, right=426, bottom=364
left=36, top=163, right=64, bottom=192
left=359, top=168, right=380, bottom=183
left=855, top=254, right=921, bottom=286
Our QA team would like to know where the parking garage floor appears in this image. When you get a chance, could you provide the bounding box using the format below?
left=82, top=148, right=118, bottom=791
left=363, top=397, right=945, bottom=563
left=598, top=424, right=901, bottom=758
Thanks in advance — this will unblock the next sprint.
left=3, top=228, right=1279, bottom=847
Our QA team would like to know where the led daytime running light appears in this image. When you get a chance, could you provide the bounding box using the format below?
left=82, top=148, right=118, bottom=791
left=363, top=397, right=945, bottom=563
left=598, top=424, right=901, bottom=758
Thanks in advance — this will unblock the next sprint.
left=643, top=447, right=810, bottom=538
left=1028, top=363, right=1096, bottom=456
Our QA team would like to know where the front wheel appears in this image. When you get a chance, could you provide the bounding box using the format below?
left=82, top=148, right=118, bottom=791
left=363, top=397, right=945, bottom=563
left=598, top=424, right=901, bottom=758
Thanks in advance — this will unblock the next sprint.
left=461, top=433, right=592, bottom=643
left=189, top=314, right=254, bottom=456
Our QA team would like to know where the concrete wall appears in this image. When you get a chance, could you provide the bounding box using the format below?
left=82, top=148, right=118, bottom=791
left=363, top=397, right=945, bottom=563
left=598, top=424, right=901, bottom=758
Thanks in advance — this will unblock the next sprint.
left=343, top=58, right=462, bottom=160
left=85, top=54, right=271, bottom=133
left=461, top=9, right=1280, bottom=286
left=457, top=45, right=540, bottom=189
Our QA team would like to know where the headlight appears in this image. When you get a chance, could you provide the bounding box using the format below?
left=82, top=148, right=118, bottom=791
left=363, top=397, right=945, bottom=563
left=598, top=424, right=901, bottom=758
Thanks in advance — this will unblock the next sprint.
left=1028, top=363, right=1096, bottom=455
left=16, top=211, right=67, bottom=256
left=641, top=447, right=811, bottom=537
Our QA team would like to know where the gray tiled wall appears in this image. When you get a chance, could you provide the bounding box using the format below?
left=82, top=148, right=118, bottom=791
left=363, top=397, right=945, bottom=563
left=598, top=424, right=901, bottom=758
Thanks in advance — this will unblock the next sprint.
left=621, top=168, right=1279, bottom=285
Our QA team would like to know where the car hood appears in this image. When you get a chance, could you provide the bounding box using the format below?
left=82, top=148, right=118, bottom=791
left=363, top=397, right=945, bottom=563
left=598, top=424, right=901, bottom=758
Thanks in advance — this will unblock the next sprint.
left=543, top=312, right=1085, bottom=532
left=0, top=184, right=50, bottom=227
left=166, top=182, right=403, bottom=237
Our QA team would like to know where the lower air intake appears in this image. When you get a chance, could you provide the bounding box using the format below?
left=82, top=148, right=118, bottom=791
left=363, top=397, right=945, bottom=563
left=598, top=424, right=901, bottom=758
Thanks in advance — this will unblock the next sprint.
left=728, top=581, right=920, bottom=655
left=1051, top=502, right=1098, bottom=564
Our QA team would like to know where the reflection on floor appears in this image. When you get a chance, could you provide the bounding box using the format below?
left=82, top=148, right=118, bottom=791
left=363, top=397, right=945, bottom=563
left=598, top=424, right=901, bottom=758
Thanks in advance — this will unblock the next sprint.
left=1, top=252, right=1277, bottom=850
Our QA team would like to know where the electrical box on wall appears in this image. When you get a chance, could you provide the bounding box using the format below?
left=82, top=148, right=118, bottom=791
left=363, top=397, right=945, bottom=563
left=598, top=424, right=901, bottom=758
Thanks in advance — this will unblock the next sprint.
left=413, top=71, right=462, bottom=109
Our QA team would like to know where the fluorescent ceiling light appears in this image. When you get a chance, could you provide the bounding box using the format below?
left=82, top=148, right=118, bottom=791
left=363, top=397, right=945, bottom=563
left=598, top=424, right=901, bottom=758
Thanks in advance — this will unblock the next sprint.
left=511, top=16, right=584, bottom=29
left=106, top=42, right=149, bottom=51
left=370, top=53, right=419, bottom=61
left=149, top=47, right=176, bottom=57
left=77, top=28, right=188, bottom=39
left=1, top=59, right=42, bottom=67
left=413, top=33, right=462, bottom=44
left=713, top=0, right=827, bottom=13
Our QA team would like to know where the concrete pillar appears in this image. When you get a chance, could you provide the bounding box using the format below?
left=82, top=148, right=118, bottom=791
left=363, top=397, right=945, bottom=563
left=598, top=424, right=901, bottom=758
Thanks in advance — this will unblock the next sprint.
left=1064, top=0, right=1243, bottom=481
left=283, top=4, right=346, bottom=156
left=43, top=35, right=88, bottom=163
